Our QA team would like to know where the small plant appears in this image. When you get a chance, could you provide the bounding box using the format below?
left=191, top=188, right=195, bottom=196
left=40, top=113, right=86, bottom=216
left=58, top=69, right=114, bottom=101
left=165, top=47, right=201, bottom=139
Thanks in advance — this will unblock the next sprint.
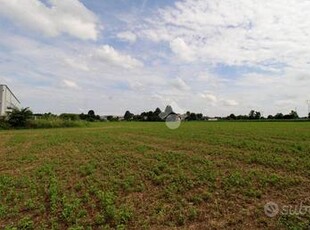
left=48, top=176, right=59, bottom=213
left=97, top=191, right=117, bottom=223
left=188, top=195, right=203, bottom=205
left=17, top=217, right=34, bottom=229
left=188, top=206, right=198, bottom=221
left=176, top=211, right=186, bottom=226
left=24, top=199, right=36, bottom=211
left=79, top=162, right=97, bottom=176
left=61, top=196, right=81, bottom=223
left=0, top=204, right=6, bottom=218
left=116, top=205, right=133, bottom=225
left=224, top=171, right=250, bottom=188
left=244, top=188, right=262, bottom=198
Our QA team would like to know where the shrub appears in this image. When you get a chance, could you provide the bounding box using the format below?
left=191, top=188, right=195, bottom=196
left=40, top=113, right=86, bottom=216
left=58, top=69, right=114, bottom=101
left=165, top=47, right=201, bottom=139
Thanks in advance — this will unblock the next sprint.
left=7, top=107, right=33, bottom=128
left=0, top=120, right=10, bottom=130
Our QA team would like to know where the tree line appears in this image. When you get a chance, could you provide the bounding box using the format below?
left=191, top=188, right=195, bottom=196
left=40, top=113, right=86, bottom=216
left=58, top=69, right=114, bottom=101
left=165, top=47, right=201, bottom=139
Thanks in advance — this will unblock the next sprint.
left=1, top=106, right=309, bottom=129
left=123, top=107, right=309, bottom=121
left=225, top=110, right=302, bottom=120
left=123, top=107, right=205, bottom=121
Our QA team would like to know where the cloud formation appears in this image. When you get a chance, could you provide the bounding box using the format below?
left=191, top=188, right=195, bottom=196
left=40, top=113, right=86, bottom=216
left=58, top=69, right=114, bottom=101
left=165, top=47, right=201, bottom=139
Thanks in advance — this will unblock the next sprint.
left=141, top=0, right=310, bottom=70
left=0, top=0, right=309, bottom=117
left=0, top=0, right=99, bottom=40
left=170, top=77, right=190, bottom=91
left=92, top=45, right=143, bottom=69
left=62, top=79, right=79, bottom=89
left=117, top=31, right=137, bottom=43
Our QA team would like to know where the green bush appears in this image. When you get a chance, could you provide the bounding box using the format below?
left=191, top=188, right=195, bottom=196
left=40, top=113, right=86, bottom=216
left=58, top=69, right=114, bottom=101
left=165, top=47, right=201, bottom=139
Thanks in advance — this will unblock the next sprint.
left=1, top=115, right=89, bottom=130
left=0, top=120, right=10, bottom=130
left=7, top=107, right=33, bottom=128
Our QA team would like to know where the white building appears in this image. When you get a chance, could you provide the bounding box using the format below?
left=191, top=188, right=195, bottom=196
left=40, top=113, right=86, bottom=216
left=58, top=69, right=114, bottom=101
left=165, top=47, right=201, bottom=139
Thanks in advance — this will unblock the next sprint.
left=0, top=84, right=20, bottom=116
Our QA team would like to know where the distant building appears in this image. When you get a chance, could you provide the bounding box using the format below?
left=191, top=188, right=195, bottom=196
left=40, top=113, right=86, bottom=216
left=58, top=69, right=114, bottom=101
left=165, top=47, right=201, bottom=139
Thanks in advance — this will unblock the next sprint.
left=208, top=118, right=218, bottom=121
left=101, top=115, right=124, bottom=121
left=0, top=84, right=20, bottom=116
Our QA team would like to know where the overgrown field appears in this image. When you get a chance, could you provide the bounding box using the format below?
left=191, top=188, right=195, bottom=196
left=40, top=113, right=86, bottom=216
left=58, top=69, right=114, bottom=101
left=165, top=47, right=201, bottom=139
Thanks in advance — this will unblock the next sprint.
left=0, top=122, right=310, bottom=229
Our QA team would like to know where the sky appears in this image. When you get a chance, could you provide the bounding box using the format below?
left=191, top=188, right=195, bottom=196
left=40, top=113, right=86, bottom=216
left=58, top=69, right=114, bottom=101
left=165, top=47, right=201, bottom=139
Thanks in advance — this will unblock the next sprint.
left=0, top=0, right=309, bottom=117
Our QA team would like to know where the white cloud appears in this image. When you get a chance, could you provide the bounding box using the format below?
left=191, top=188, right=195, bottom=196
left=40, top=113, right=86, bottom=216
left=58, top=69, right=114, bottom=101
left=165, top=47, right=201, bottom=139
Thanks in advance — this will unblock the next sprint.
left=117, top=31, right=137, bottom=43
left=62, top=79, right=79, bottom=89
left=92, top=45, right=143, bottom=69
left=222, top=99, right=239, bottom=107
left=170, top=37, right=195, bottom=61
left=140, top=0, right=310, bottom=68
left=0, top=0, right=99, bottom=40
left=170, top=77, right=190, bottom=91
left=197, top=73, right=230, bottom=89
left=64, top=58, right=90, bottom=71
left=128, top=81, right=144, bottom=91
left=200, top=93, right=217, bottom=103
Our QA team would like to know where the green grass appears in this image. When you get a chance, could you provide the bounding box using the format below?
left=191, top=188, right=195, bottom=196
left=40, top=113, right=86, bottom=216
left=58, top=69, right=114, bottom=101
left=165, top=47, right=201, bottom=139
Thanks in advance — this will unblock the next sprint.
left=0, top=122, right=310, bottom=229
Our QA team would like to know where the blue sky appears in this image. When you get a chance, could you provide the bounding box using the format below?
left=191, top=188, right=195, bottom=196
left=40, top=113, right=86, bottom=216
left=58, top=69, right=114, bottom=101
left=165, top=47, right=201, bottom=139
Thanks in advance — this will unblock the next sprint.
left=0, top=0, right=309, bottom=116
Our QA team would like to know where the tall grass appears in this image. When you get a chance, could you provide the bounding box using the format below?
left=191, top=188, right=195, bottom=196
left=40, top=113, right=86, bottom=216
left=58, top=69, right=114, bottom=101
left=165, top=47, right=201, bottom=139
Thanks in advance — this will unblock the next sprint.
left=27, top=117, right=89, bottom=129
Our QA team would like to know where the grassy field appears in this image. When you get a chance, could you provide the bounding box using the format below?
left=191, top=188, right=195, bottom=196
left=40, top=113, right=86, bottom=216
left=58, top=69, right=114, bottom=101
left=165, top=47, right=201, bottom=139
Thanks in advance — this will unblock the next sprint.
left=0, top=122, right=310, bottom=229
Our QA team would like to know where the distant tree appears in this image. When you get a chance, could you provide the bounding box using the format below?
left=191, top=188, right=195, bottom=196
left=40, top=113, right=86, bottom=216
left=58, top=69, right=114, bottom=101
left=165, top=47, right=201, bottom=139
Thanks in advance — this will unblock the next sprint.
left=289, top=110, right=299, bottom=119
left=106, top=116, right=113, bottom=121
left=147, top=111, right=156, bottom=121
left=196, top=113, right=203, bottom=120
left=139, top=112, right=147, bottom=121
left=105, top=116, right=119, bottom=121
left=87, top=110, right=100, bottom=121
left=60, top=113, right=79, bottom=120
left=249, top=110, right=255, bottom=119
left=185, top=112, right=197, bottom=121
left=137, top=108, right=166, bottom=121
left=135, top=106, right=177, bottom=121
left=154, top=108, right=161, bottom=116
left=154, top=108, right=162, bottom=121
left=7, top=107, right=33, bottom=127
left=79, top=113, right=87, bottom=120
left=236, top=115, right=248, bottom=120
left=274, top=113, right=284, bottom=119
left=124, top=110, right=134, bottom=121
left=133, top=114, right=141, bottom=121
left=43, top=112, right=56, bottom=119
left=33, top=112, right=56, bottom=119
left=267, top=115, right=274, bottom=119
left=78, top=110, right=100, bottom=122
left=308, top=112, right=310, bottom=119
left=249, top=110, right=261, bottom=120
left=254, top=111, right=261, bottom=119
left=88, top=110, right=95, bottom=117
left=228, top=114, right=236, bottom=120
left=283, top=110, right=299, bottom=119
